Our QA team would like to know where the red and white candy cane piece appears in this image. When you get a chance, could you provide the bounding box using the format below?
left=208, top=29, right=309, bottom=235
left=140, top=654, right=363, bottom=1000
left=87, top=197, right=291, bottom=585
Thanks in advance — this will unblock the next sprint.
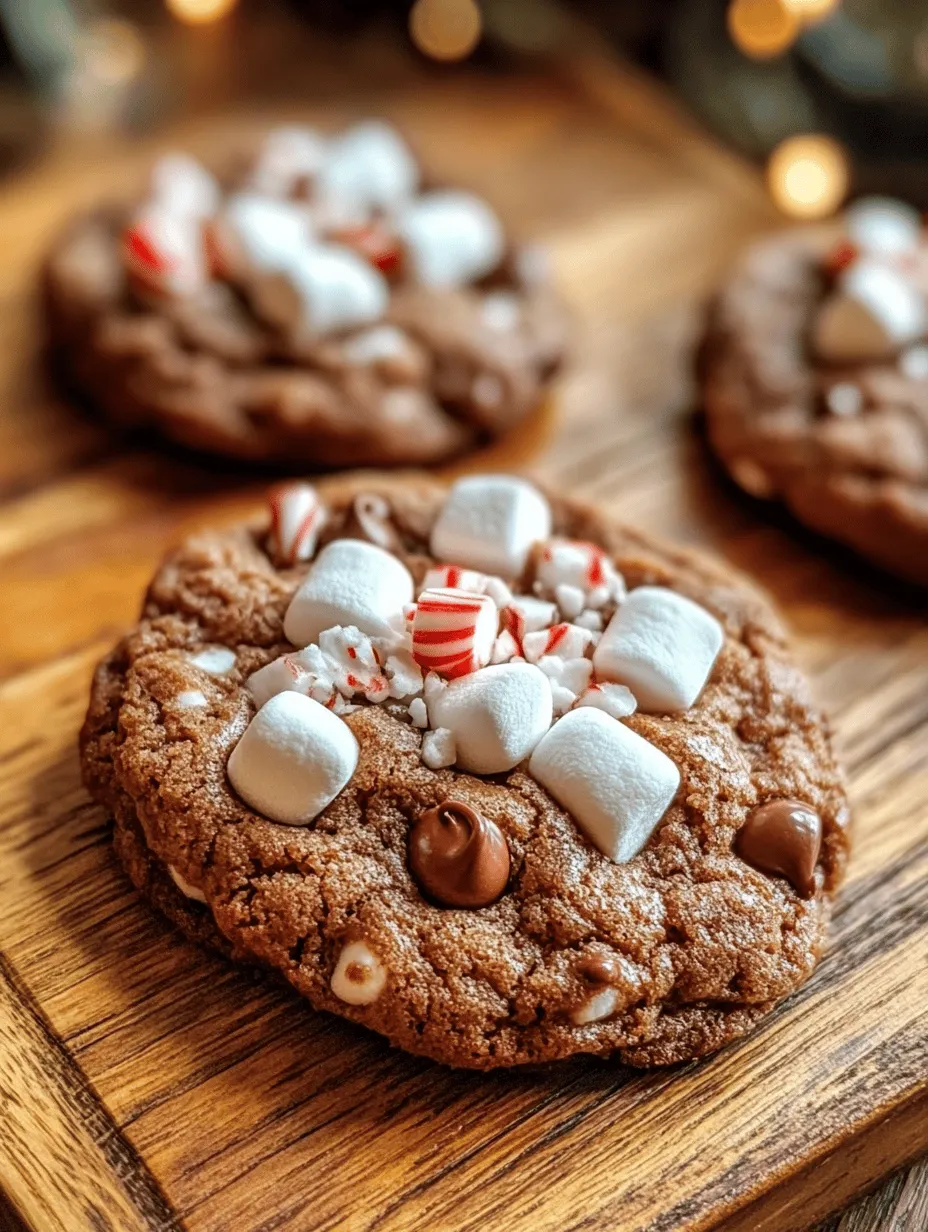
left=411, top=587, right=498, bottom=680
left=150, top=153, right=221, bottom=220
left=421, top=564, right=487, bottom=595
left=331, top=222, right=404, bottom=278
left=269, top=482, right=325, bottom=566
left=122, top=206, right=206, bottom=299
left=522, top=623, right=594, bottom=665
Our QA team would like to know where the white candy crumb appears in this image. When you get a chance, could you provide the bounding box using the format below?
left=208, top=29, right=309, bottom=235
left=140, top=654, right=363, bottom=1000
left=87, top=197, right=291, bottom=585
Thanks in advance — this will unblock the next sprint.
left=555, top=584, right=585, bottom=620
left=386, top=649, right=423, bottom=699
left=422, top=671, right=447, bottom=703
left=173, top=690, right=207, bottom=709
left=491, top=630, right=520, bottom=665
left=331, top=940, right=387, bottom=1006
left=826, top=382, right=863, bottom=417
left=575, top=609, right=604, bottom=633
left=190, top=647, right=236, bottom=675
left=408, top=697, right=428, bottom=727
left=571, top=986, right=618, bottom=1025
left=421, top=727, right=456, bottom=769
left=576, top=682, right=637, bottom=720
left=483, top=575, right=513, bottom=608
left=481, top=291, right=521, bottom=332
left=901, top=344, right=928, bottom=379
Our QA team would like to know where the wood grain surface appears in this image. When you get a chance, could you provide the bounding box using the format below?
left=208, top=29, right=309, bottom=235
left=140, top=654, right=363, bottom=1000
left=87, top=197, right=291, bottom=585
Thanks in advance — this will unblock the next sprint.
left=0, top=12, right=925, bottom=1231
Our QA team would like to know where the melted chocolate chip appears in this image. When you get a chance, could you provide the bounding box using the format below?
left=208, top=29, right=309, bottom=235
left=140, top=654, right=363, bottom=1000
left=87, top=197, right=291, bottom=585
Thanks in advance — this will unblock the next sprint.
left=408, top=800, right=510, bottom=909
left=736, top=799, right=823, bottom=899
left=577, top=953, right=622, bottom=985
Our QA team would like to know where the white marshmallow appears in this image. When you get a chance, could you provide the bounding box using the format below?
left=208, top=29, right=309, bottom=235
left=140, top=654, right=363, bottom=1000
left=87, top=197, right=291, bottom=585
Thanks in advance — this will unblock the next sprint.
left=268, top=481, right=325, bottom=565
left=421, top=726, right=457, bottom=769
left=529, top=707, right=679, bottom=863
left=593, top=586, right=723, bottom=714
left=431, top=475, right=552, bottom=579
left=576, top=682, right=637, bottom=720
left=249, top=125, right=327, bottom=197
left=846, top=197, right=922, bottom=260
left=168, top=864, right=207, bottom=903
left=814, top=259, right=927, bottom=362
left=396, top=190, right=505, bottom=289
left=190, top=646, right=236, bottom=676
left=209, top=194, right=312, bottom=279
left=317, top=121, right=418, bottom=225
left=427, top=662, right=552, bottom=774
left=150, top=154, right=221, bottom=220
left=330, top=940, right=386, bottom=1005
left=571, top=986, right=618, bottom=1026
left=227, top=692, right=358, bottom=825
left=284, top=540, right=412, bottom=648
left=252, top=243, right=388, bottom=342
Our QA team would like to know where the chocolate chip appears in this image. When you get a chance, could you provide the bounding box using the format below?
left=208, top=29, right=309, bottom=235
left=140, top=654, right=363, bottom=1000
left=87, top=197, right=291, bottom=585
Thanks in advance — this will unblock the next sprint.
left=408, top=800, right=510, bottom=909
left=736, top=799, right=823, bottom=898
left=577, top=953, right=622, bottom=985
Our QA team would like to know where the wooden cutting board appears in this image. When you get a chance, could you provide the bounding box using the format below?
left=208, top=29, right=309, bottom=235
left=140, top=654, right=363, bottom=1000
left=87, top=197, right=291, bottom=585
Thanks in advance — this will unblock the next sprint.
left=0, top=17, right=926, bottom=1231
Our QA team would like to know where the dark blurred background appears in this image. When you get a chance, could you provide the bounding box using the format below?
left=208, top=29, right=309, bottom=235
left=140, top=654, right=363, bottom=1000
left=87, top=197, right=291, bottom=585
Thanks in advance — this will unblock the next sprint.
left=3, top=0, right=928, bottom=212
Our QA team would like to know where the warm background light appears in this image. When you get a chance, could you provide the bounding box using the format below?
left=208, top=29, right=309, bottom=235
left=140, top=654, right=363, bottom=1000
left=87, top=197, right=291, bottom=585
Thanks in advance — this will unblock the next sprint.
left=767, top=134, right=849, bottom=219
left=409, top=0, right=482, bottom=62
left=727, top=0, right=800, bottom=60
left=165, top=0, right=238, bottom=25
left=782, top=0, right=841, bottom=23
left=79, top=18, right=146, bottom=86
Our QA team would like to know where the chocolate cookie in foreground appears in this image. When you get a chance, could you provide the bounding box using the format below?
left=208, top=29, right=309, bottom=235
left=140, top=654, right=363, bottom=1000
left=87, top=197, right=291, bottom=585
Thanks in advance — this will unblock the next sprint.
left=80, top=474, right=850, bottom=1069
left=701, top=197, right=928, bottom=587
left=45, top=123, right=567, bottom=467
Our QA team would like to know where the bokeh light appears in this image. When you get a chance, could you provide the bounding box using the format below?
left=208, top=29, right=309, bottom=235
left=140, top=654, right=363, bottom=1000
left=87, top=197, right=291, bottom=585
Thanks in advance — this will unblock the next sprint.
left=78, top=19, right=146, bottom=86
left=165, top=0, right=238, bottom=25
left=767, top=134, right=849, bottom=219
left=409, top=0, right=482, bottom=62
left=782, top=0, right=841, bottom=23
left=727, top=0, right=800, bottom=60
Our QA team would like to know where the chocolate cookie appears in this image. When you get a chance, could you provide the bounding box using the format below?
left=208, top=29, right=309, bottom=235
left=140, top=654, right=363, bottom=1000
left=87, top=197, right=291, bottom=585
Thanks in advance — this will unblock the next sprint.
left=701, top=200, right=928, bottom=587
left=45, top=123, right=567, bottom=468
left=80, top=473, right=850, bottom=1069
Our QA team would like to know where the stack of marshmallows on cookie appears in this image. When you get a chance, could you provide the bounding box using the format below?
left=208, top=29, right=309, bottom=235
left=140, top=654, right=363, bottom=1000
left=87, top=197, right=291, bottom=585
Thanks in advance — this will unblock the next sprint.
left=814, top=196, right=928, bottom=379
left=122, top=122, right=508, bottom=344
left=227, top=475, right=726, bottom=868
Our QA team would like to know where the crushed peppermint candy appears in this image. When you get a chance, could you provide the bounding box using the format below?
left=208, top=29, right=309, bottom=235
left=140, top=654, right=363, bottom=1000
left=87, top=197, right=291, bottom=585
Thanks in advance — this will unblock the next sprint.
left=421, top=727, right=456, bottom=768
left=536, top=539, right=626, bottom=612
left=575, top=682, right=637, bottom=720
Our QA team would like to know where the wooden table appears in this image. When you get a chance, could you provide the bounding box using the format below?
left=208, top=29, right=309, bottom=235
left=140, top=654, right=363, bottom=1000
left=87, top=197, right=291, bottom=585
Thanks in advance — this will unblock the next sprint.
left=0, top=12, right=925, bottom=1231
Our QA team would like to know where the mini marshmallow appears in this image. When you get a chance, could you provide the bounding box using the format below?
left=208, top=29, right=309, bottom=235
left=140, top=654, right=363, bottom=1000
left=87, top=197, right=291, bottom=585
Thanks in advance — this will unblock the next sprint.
left=576, top=682, right=637, bottom=721
left=249, top=125, right=327, bottom=197
left=571, top=986, right=618, bottom=1026
left=421, top=564, right=487, bottom=595
left=431, top=475, right=552, bottom=579
left=427, top=662, right=552, bottom=774
left=814, top=259, right=927, bottom=362
left=411, top=587, right=498, bottom=679
left=252, top=243, right=388, bottom=342
left=593, top=586, right=724, bottom=714
left=190, top=646, right=236, bottom=675
left=522, top=623, right=594, bottom=665
left=150, top=153, right=220, bottom=220
left=846, top=197, right=922, bottom=260
left=208, top=194, right=312, bottom=280
left=227, top=691, right=358, bottom=825
left=317, top=121, right=418, bottom=225
left=408, top=697, right=428, bottom=727
left=421, top=726, right=456, bottom=769
left=536, top=539, right=626, bottom=610
left=396, top=190, right=505, bottom=288
left=123, top=206, right=206, bottom=298
left=168, top=864, right=207, bottom=903
left=529, top=707, right=679, bottom=863
left=268, top=482, right=325, bottom=566
left=285, top=539, right=413, bottom=647
left=330, top=940, right=386, bottom=1005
